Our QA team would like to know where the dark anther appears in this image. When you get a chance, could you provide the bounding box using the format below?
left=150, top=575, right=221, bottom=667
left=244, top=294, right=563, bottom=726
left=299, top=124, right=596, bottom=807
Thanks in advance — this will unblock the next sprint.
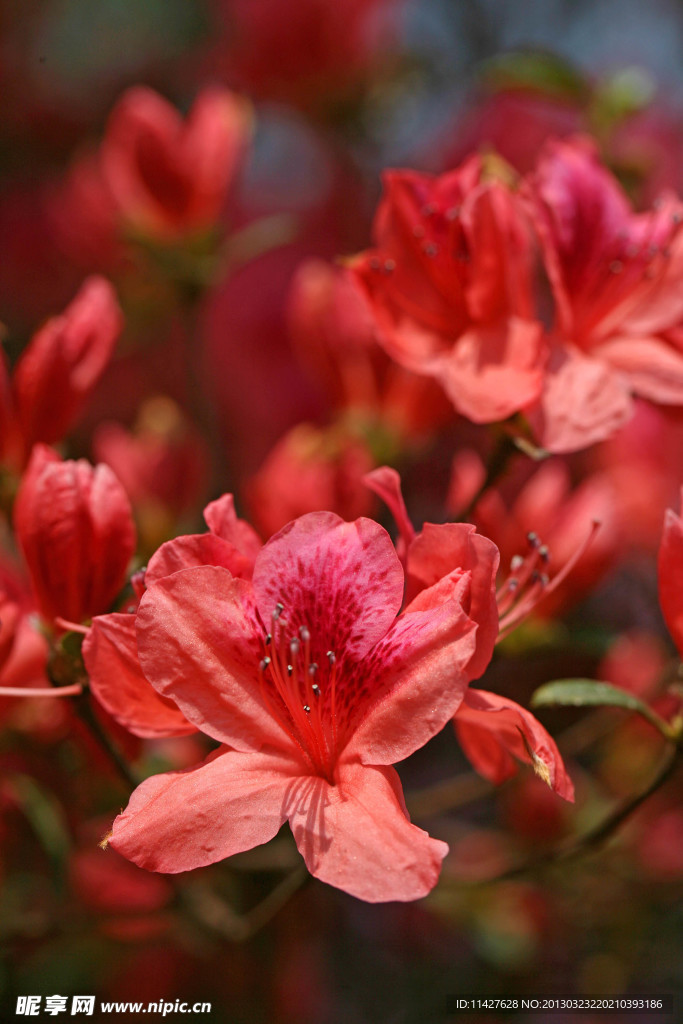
left=309, top=662, right=318, bottom=676
left=539, top=545, right=550, bottom=562
left=303, top=705, right=311, bottom=714
left=287, top=665, right=293, bottom=676
left=510, top=555, right=524, bottom=571
left=264, top=632, right=272, bottom=645
left=527, top=532, right=540, bottom=548
left=259, top=657, right=271, bottom=671
left=311, top=683, right=320, bottom=696
left=327, top=651, right=336, bottom=665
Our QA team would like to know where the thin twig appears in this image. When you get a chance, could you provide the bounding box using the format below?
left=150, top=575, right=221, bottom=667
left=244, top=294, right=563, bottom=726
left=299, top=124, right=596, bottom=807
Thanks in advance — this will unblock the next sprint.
left=73, top=692, right=140, bottom=791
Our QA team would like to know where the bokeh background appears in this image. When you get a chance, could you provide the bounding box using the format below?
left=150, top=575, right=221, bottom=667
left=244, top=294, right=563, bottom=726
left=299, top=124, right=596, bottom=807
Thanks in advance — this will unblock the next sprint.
left=1, top=1, right=683, bottom=1021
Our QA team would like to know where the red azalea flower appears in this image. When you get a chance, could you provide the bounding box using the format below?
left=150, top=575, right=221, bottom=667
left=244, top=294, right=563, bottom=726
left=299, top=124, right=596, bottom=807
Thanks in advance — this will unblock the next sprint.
left=109, top=512, right=499, bottom=902
left=83, top=495, right=262, bottom=738
left=351, top=157, right=546, bottom=424
left=0, top=277, right=122, bottom=470
left=13, top=446, right=136, bottom=626
left=448, top=451, right=620, bottom=617
left=524, top=136, right=683, bottom=451
left=658, top=488, right=683, bottom=656
left=246, top=422, right=376, bottom=538
left=100, top=86, right=252, bottom=240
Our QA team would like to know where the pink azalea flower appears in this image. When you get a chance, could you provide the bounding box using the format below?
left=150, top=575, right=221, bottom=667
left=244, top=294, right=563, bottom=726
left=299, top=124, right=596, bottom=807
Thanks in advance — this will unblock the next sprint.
left=14, top=446, right=136, bottom=627
left=524, top=136, right=683, bottom=451
left=0, top=277, right=122, bottom=470
left=100, top=86, right=252, bottom=240
left=351, top=158, right=546, bottom=425
left=658, top=487, right=683, bottom=657
left=109, top=512, right=499, bottom=902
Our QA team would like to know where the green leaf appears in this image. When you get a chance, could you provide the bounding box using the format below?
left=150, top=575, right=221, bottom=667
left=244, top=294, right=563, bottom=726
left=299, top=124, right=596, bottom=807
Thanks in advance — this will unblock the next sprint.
left=531, top=679, right=673, bottom=739
left=7, top=774, right=72, bottom=868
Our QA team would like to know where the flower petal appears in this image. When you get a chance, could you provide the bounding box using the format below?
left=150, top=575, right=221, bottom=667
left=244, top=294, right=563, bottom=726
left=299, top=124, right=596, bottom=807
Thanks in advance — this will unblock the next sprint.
left=136, top=566, right=289, bottom=752
left=110, top=746, right=301, bottom=872
left=287, top=761, right=448, bottom=902
left=252, top=512, right=404, bottom=665
left=658, top=495, right=683, bottom=656
left=435, top=318, right=545, bottom=423
left=203, top=494, right=262, bottom=563
left=84, top=613, right=195, bottom=739
left=528, top=345, right=633, bottom=453
left=593, top=336, right=683, bottom=405
left=146, top=533, right=253, bottom=587
left=406, top=522, right=499, bottom=678
left=345, top=572, right=478, bottom=765
left=454, top=688, right=574, bottom=801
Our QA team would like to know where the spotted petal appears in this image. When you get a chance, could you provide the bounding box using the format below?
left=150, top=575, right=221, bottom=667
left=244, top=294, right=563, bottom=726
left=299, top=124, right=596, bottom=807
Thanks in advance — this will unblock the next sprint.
left=252, top=512, right=404, bottom=667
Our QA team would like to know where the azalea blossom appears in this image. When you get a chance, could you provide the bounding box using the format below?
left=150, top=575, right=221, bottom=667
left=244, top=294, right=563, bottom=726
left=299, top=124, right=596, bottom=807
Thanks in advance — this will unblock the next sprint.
left=0, top=277, right=122, bottom=470
left=13, top=446, right=136, bottom=627
left=109, top=512, right=499, bottom=902
left=448, top=450, right=620, bottom=617
left=658, top=488, right=683, bottom=657
left=100, top=86, right=252, bottom=240
left=524, top=136, right=683, bottom=451
left=351, top=157, right=546, bottom=424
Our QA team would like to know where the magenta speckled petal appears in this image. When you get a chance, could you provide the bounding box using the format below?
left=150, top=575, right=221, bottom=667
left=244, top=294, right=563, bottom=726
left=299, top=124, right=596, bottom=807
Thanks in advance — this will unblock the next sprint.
left=345, top=570, right=478, bottom=765
left=252, top=512, right=404, bottom=665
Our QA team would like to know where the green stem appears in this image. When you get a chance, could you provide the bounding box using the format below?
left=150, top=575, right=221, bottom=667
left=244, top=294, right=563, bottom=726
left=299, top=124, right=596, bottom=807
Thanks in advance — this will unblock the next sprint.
left=455, top=430, right=519, bottom=522
left=472, top=743, right=681, bottom=886
left=73, top=692, right=140, bottom=791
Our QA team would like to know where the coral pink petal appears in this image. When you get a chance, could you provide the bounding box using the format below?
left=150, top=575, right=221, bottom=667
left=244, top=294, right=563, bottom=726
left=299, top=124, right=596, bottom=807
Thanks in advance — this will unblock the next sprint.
left=593, top=336, right=683, bottom=405
left=252, top=512, right=404, bottom=664
left=436, top=318, right=545, bottom=422
left=110, top=746, right=301, bottom=872
left=287, top=761, right=447, bottom=902
left=84, top=613, right=196, bottom=739
left=203, top=493, right=262, bottom=563
left=658, top=499, right=683, bottom=656
left=454, top=688, right=574, bottom=801
left=145, top=533, right=253, bottom=586
left=406, top=522, right=499, bottom=677
left=528, top=345, right=633, bottom=453
left=363, top=466, right=416, bottom=559
left=136, top=566, right=289, bottom=752
left=345, top=572, right=478, bottom=765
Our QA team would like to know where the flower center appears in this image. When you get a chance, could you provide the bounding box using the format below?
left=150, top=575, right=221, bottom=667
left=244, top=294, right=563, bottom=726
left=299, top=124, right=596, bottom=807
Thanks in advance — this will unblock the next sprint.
left=258, top=603, right=340, bottom=782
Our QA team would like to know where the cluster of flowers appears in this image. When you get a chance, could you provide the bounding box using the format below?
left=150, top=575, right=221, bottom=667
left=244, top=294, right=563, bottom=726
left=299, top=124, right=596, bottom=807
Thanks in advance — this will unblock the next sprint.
left=2, top=48, right=683, bottom=911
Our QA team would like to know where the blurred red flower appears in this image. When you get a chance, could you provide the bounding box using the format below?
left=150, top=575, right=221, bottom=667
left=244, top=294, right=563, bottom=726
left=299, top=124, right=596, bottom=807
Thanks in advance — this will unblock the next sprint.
left=0, top=277, right=122, bottom=470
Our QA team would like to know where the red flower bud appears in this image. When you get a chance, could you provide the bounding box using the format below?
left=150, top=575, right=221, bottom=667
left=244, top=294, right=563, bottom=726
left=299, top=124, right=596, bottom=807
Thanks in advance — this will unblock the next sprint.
left=14, top=447, right=136, bottom=625
left=101, top=86, right=252, bottom=239
left=5, top=277, right=122, bottom=468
